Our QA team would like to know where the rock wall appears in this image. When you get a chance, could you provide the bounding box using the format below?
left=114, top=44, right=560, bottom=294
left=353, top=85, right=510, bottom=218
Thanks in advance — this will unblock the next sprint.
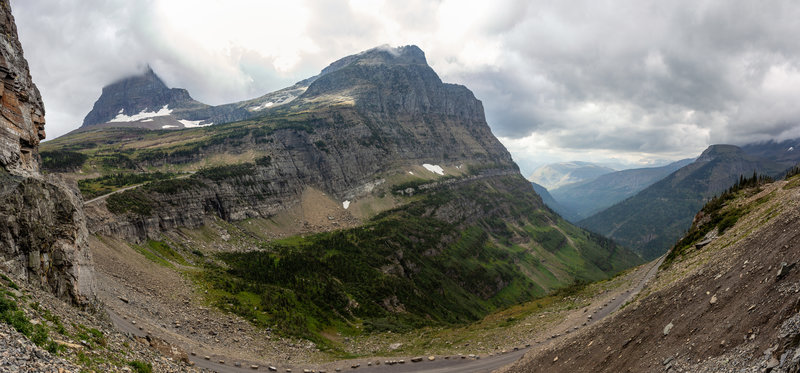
left=0, top=0, right=94, bottom=305
left=0, top=0, right=44, bottom=175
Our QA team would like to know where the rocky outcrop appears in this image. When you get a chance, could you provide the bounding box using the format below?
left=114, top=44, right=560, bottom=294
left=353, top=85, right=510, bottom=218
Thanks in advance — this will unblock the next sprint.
left=0, top=172, right=94, bottom=304
left=0, top=0, right=94, bottom=305
left=0, top=1, right=45, bottom=175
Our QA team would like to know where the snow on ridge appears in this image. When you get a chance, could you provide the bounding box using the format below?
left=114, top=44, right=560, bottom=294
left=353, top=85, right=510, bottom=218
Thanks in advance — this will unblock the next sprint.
left=179, top=119, right=212, bottom=128
left=162, top=125, right=178, bottom=129
left=109, top=105, right=172, bottom=122
left=343, top=200, right=351, bottom=209
left=422, top=164, right=445, bottom=175
left=248, top=91, right=301, bottom=111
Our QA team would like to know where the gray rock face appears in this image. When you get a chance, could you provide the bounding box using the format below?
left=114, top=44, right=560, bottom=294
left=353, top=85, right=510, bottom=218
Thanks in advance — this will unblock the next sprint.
left=0, top=0, right=95, bottom=305
left=0, top=1, right=45, bottom=175
left=0, top=172, right=94, bottom=304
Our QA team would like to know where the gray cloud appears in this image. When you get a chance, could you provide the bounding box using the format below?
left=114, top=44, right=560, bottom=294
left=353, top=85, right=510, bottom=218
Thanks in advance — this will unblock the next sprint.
left=9, top=0, right=800, bottom=174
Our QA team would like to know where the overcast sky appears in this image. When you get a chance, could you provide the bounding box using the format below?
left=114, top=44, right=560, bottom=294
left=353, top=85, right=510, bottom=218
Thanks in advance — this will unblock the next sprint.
left=10, top=0, right=800, bottom=175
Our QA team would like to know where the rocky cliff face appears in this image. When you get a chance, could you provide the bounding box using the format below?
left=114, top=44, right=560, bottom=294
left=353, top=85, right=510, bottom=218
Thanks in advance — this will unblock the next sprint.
left=0, top=0, right=94, bottom=305
left=0, top=1, right=45, bottom=175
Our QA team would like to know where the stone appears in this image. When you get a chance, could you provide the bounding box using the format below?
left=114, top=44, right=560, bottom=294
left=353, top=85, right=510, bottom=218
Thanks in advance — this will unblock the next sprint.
left=428, top=356, right=435, bottom=361
left=663, top=322, right=674, bottom=336
left=777, top=262, right=795, bottom=281
left=710, top=295, right=717, bottom=304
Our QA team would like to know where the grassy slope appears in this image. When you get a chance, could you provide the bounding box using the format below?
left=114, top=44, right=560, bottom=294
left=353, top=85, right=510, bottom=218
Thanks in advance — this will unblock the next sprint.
left=195, top=175, right=641, bottom=345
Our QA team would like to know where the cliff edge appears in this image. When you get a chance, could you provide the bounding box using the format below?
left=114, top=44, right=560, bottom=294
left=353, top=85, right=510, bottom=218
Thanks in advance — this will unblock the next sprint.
left=0, top=0, right=94, bottom=305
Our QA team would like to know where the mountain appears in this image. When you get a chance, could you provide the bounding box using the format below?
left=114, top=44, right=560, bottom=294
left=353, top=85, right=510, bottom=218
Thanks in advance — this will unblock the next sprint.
left=528, top=161, right=615, bottom=190
left=80, top=66, right=257, bottom=130
left=740, top=138, right=800, bottom=166
left=41, top=45, right=642, bottom=345
left=508, top=175, right=800, bottom=372
left=550, top=158, right=693, bottom=221
left=579, top=144, right=787, bottom=260
left=531, top=181, right=579, bottom=221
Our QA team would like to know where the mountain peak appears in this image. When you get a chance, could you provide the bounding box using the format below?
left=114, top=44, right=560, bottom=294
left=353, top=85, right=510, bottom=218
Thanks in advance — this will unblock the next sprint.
left=81, top=66, right=199, bottom=127
left=696, top=144, right=745, bottom=161
left=319, top=45, right=427, bottom=77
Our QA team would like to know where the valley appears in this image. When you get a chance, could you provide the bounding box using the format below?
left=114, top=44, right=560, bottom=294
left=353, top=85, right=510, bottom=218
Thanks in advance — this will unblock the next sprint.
left=2, top=1, right=800, bottom=372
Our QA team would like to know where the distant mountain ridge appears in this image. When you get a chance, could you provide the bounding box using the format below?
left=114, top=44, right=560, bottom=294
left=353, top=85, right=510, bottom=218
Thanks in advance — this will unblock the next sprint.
left=531, top=181, right=579, bottom=221
left=528, top=161, right=615, bottom=190
left=579, top=144, right=788, bottom=260
left=549, top=158, right=694, bottom=221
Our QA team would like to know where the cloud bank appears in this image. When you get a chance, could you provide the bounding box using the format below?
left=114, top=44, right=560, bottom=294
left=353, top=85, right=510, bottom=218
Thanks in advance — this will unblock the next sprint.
left=10, top=0, right=800, bottom=174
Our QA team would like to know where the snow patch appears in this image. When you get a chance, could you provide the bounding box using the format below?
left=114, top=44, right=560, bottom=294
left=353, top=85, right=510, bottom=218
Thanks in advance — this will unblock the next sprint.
left=342, top=200, right=351, bottom=209
left=789, top=147, right=795, bottom=152
left=248, top=92, right=300, bottom=111
left=408, top=171, right=414, bottom=175
left=110, top=105, right=172, bottom=122
left=422, top=164, right=445, bottom=175
left=141, top=119, right=154, bottom=122
left=179, top=119, right=212, bottom=128
left=161, top=125, right=178, bottom=129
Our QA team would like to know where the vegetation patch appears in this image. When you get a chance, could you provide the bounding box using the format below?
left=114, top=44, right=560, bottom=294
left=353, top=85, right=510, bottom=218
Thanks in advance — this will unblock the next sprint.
left=40, top=150, right=88, bottom=172
left=78, top=172, right=174, bottom=199
left=128, top=361, right=153, bottom=373
left=196, top=163, right=256, bottom=181
left=106, top=189, right=154, bottom=216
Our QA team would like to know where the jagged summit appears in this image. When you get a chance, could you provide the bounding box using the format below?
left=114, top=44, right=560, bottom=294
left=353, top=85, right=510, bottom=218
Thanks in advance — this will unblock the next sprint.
left=81, top=66, right=204, bottom=127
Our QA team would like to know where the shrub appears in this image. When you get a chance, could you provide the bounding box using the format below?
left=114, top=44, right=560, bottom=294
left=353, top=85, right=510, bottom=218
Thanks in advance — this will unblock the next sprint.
left=128, top=360, right=153, bottom=373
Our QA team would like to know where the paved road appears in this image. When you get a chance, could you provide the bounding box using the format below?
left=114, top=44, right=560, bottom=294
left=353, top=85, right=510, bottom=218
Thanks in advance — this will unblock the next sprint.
left=106, top=256, right=665, bottom=373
